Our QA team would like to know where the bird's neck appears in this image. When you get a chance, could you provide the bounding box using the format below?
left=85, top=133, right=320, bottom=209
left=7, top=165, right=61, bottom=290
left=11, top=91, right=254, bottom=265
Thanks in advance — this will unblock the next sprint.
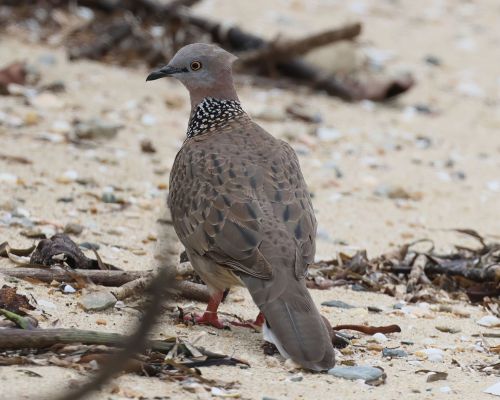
left=186, top=97, right=245, bottom=138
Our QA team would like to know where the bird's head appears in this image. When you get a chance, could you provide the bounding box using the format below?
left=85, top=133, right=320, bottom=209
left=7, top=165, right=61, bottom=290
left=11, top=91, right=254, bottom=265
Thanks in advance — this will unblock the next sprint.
left=146, top=43, right=239, bottom=108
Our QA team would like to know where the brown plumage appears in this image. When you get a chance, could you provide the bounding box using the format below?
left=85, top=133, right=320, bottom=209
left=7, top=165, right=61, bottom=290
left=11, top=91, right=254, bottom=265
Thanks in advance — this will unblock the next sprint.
left=147, top=43, right=335, bottom=371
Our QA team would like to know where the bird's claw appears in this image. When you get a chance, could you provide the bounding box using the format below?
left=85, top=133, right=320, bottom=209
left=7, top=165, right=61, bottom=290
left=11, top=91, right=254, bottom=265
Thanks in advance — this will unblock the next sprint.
left=184, top=312, right=230, bottom=330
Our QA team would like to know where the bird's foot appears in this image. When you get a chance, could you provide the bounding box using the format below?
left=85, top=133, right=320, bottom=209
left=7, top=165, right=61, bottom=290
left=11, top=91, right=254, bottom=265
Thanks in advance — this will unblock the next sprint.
left=230, top=312, right=265, bottom=330
left=184, top=311, right=230, bottom=330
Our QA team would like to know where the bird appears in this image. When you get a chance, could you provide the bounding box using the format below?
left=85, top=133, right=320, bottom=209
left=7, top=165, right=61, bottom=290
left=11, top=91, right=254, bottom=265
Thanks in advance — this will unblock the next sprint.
left=147, top=43, right=335, bottom=371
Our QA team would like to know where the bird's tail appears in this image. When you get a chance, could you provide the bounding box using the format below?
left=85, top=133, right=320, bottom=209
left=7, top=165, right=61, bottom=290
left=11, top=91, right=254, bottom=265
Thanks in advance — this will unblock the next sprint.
left=240, top=274, right=335, bottom=371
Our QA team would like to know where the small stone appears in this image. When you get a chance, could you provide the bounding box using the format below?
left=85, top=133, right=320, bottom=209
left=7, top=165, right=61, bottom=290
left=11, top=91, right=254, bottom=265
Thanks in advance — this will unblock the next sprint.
left=140, top=139, right=156, bottom=153
left=374, top=184, right=418, bottom=200
left=436, top=326, right=461, bottom=334
left=57, top=170, right=79, bottom=184
left=424, top=55, right=441, bottom=66
left=73, top=118, right=122, bottom=140
left=483, top=381, right=500, bottom=396
left=64, top=223, right=84, bottom=236
left=78, top=290, right=117, bottom=311
left=372, top=333, right=388, bottom=343
left=415, top=348, right=444, bottom=362
left=328, top=366, right=383, bottom=382
left=382, top=348, right=408, bottom=358
left=287, top=373, right=303, bottom=382
left=210, top=387, right=241, bottom=398
left=30, top=93, right=63, bottom=109
left=321, top=300, right=356, bottom=309
left=0, top=173, right=18, bottom=184
left=101, top=192, right=119, bottom=203
left=141, top=114, right=157, bottom=126
left=62, top=284, right=76, bottom=293
left=96, top=319, right=107, bottom=325
left=24, top=111, right=40, bottom=125
left=79, top=242, right=100, bottom=250
left=477, top=315, right=500, bottom=328
left=51, top=120, right=71, bottom=134
left=286, top=103, right=322, bottom=123
left=486, top=181, right=500, bottom=192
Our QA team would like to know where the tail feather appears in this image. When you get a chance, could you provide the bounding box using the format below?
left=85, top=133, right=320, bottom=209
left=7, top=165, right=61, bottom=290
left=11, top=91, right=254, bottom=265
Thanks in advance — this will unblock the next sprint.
left=240, top=273, right=335, bottom=371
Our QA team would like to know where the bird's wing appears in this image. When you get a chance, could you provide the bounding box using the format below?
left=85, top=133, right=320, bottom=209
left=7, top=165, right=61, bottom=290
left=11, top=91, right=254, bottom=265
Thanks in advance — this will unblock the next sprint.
left=266, top=139, right=317, bottom=278
left=168, top=127, right=315, bottom=280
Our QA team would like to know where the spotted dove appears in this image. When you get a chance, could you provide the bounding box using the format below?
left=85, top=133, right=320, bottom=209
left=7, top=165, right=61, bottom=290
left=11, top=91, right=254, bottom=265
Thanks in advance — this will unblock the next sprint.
left=147, top=43, right=335, bottom=371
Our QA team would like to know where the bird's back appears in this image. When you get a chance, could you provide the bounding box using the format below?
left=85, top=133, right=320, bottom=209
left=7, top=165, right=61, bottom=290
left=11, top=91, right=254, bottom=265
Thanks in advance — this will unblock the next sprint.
left=169, top=114, right=335, bottom=371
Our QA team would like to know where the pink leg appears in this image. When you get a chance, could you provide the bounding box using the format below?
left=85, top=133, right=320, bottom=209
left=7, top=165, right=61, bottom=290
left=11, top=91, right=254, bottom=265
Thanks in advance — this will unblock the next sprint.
left=231, top=311, right=265, bottom=329
left=184, top=291, right=228, bottom=329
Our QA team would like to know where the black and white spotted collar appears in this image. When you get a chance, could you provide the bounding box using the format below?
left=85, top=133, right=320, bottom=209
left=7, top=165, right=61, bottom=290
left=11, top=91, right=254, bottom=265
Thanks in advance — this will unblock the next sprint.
left=186, top=97, right=245, bottom=138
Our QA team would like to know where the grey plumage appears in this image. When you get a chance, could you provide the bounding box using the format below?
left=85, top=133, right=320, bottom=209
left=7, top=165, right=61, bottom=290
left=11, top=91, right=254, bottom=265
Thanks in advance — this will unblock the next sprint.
left=148, top=43, right=335, bottom=371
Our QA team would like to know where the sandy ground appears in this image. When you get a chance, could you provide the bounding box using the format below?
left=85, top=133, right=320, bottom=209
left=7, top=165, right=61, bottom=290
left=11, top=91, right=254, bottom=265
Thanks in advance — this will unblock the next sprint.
left=1, top=0, right=499, bottom=399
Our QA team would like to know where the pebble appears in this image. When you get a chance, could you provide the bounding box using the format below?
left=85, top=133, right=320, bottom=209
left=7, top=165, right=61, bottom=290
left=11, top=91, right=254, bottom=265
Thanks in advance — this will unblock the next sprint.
left=30, top=93, right=64, bottom=109
left=328, top=366, right=383, bottom=382
left=483, top=381, right=500, bottom=396
left=415, top=348, right=444, bottom=362
left=287, top=373, right=303, bottom=382
left=64, top=222, right=84, bottom=235
left=374, top=184, right=417, bottom=200
left=372, top=333, right=388, bottom=343
left=477, top=315, right=500, bottom=328
left=286, top=103, right=322, bottom=123
left=382, top=348, right=408, bottom=358
left=62, top=284, right=76, bottom=294
left=210, top=387, right=241, bottom=398
left=486, top=181, right=500, bottom=192
left=101, top=192, right=119, bottom=203
left=79, top=242, right=100, bottom=250
left=321, top=300, right=356, bottom=309
left=0, top=173, right=18, bottom=184
left=51, top=120, right=71, bottom=134
left=141, top=114, right=157, bottom=126
left=78, top=290, right=117, bottom=311
left=57, top=170, right=79, bottom=184
left=457, top=81, right=483, bottom=98
left=73, top=118, right=122, bottom=140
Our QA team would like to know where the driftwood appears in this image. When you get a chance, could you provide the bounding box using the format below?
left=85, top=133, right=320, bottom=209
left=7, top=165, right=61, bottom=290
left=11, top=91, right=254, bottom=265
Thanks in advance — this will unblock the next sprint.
left=68, top=20, right=132, bottom=61
left=0, top=327, right=174, bottom=352
left=238, top=23, right=362, bottom=65
left=3, top=0, right=412, bottom=101
left=0, top=268, right=211, bottom=303
left=425, top=260, right=500, bottom=283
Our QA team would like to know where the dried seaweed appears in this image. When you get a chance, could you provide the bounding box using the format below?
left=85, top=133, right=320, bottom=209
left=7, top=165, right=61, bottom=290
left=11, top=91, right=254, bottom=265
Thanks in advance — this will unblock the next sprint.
left=307, top=230, right=500, bottom=303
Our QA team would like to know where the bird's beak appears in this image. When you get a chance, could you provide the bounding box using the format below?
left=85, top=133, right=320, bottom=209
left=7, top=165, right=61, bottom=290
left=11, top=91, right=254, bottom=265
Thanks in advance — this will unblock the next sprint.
left=146, top=65, right=186, bottom=81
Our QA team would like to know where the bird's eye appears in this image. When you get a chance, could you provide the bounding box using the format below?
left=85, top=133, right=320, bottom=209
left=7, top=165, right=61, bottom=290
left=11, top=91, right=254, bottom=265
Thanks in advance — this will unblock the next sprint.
left=190, top=61, right=202, bottom=71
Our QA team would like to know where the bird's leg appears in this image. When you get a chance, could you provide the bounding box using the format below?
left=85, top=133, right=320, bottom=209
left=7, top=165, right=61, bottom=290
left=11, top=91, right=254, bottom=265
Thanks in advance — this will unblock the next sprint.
left=230, top=311, right=265, bottom=329
left=184, top=290, right=228, bottom=329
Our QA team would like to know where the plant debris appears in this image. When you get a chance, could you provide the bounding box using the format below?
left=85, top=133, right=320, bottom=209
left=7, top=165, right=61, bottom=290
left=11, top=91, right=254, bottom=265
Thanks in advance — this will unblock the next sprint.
left=307, top=230, right=500, bottom=304
left=0, top=285, right=35, bottom=315
left=29, top=234, right=118, bottom=270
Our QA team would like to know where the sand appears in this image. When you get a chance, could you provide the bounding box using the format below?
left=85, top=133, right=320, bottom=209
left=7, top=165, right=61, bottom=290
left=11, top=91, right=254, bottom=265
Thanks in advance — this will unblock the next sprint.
left=0, top=0, right=499, bottom=399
